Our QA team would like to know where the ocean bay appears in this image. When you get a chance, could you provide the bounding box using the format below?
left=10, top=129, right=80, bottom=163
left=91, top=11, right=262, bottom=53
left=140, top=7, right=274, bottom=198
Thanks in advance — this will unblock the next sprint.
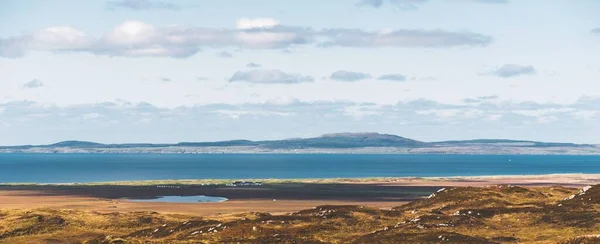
left=2, top=153, right=600, bottom=183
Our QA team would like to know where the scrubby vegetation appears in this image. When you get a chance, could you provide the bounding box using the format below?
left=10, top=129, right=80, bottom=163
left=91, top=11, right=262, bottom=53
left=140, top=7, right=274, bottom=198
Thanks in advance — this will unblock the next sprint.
left=4, top=185, right=600, bottom=243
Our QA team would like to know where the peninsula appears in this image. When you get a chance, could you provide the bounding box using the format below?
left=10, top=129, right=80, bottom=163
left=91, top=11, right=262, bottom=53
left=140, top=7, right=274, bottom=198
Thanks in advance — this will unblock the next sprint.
left=1, top=133, right=598, bottom=155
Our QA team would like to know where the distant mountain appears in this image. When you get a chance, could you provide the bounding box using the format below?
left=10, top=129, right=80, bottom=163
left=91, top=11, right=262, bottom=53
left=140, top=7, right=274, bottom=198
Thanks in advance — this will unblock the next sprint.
left=431, top=139, right=592, bottom=148
left=48, top=140, right=105, bottom=148
left=171, top=133, right=423, bottom=149
left=0, top=133, right=598, bottom=154
left=259, top=132, right=424, bottom=149
left=177, top=140, right=259, bottom=147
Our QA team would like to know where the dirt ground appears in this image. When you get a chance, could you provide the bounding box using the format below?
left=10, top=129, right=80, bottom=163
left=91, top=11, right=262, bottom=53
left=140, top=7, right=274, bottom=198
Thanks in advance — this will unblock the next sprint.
left=0, top=190, right=404, bottom=215
left=1, top=174, right=597, bottom=216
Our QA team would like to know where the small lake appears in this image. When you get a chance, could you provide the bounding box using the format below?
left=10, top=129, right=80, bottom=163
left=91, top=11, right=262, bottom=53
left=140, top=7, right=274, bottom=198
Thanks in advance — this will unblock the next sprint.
left=125, top=195, right=228, bottom=203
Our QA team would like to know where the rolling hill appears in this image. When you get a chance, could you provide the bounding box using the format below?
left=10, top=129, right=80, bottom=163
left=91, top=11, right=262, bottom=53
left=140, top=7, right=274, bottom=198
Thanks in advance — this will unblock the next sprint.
left=0, top=132, right=597, bottom=154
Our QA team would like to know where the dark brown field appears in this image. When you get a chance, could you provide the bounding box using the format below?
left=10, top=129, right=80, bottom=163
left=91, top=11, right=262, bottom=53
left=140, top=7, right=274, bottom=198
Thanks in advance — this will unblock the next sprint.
left=0, top=183, right=437, bottom=216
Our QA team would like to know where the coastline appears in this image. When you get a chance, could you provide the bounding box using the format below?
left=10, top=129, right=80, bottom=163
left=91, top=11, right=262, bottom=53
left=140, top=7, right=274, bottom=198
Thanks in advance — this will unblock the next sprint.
left=2, top=150, right=600, bottom=155
left=0, top=173, right=597, bottom=216
left=3, top=173, right=600, bottom=187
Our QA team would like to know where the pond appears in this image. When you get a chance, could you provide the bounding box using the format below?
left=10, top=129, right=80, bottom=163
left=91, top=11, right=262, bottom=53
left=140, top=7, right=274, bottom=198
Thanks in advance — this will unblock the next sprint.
left=124, top=195, right=228, bottom=203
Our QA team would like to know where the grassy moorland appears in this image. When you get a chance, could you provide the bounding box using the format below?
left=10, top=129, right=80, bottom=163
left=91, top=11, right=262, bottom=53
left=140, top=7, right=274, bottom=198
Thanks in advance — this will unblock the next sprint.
left=3, top=185, right=600, bottom=243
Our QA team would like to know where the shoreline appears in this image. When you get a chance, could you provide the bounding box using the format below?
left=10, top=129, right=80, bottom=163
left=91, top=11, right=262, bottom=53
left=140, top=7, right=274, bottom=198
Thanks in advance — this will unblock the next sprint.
left=2, top=152, right=600, bottom=154
left=1, top=174, right=597, bottom=216
left=3, top=173, right=600, bottom=186
left=0, top=182, right=437, bottom=216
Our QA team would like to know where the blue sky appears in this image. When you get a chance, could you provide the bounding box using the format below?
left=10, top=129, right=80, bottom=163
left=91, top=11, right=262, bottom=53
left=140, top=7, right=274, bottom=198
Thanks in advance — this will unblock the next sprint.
left=1, top=0, right=600, bottom=145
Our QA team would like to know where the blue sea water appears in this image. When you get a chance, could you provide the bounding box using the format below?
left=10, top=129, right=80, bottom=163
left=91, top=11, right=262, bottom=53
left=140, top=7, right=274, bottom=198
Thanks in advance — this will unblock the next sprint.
left=1, top=154, right=600, bottom=183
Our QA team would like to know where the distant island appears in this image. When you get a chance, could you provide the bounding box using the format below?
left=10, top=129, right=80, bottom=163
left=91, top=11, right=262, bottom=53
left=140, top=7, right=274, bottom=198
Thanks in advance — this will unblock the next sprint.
left=1, top=132, right=598, bottom=155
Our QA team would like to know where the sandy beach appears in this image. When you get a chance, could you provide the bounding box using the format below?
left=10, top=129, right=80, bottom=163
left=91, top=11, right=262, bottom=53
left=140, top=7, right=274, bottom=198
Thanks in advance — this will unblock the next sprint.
left=0, top=183, right=436, bottom=216
left=1, top=174, right=599, bottom=216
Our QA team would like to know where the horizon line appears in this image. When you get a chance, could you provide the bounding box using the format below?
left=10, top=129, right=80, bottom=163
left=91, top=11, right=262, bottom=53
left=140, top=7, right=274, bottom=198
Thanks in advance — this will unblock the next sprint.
left=0, top=132, right=595, bottom=147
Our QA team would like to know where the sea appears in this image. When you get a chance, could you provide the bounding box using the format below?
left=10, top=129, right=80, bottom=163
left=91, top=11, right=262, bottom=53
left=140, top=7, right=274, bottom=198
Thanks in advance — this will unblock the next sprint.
left=1, top=153, right=600, bottom=183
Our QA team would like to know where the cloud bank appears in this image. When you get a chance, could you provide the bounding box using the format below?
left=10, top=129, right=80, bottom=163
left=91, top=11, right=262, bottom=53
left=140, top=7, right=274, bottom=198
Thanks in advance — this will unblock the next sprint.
left=378, top=73, right=407, bottom=81
left=1, top=96, right=598, bottom=144
left=105, top=0, right=182, bottom=11
left=228, top=69, right=315, bottom=84
left=246, top=62, right=261, bottom=68
left=330, top=71, right=372, bottom=81
left=356, top=0, right=385, bottom=8
left=22, top=79, right=44, bottom=89
left=0, top=19, right=493, bottom=58
left=318, top=28, right=491, bottom=48
left=485, top=64, right=536, bottom=78
left=356, top=0, right=508, bottom=10
left=216, top=51, right=233, bottom=58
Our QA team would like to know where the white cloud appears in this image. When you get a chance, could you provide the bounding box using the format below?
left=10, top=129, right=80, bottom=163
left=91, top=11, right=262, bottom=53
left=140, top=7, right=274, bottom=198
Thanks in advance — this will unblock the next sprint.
left=318, top=28, right=492, bottom=48
left=106, top=0, right=182, bottom=11
left=484, top=64, right=536, bottom=78
left=246, top=62, right=261, bottom=68
left=378, top=73, right=407, bottom=81
left=31, top=26, right=92, bottom=50
left=357, top=0, right=508, bottom=10
left=512, top=108, right=575, bottom=117
left=263, top=96, right=301, bottom=106
left=572, top=110, right=599, bottom=120
left=356, top=0, right=384, bottom=8
left=536, top=116, right=558, bottom=124
left=217, top=110, right=295, bottom=119
left=0, top=19, right=492, bottom=58
left=82, top=113, right=102, bottom=120
left=228, top=69, right=314, bottom=84
left=330, top=70, right=371, bottom=81
left=416, top=109, right=484, bottom=119
left=216, top=50, right=233, bottom=58
left=104, top=21, right=157, bottom=45
left=0, top=37, right=29, bottom=58
left=343, top=105, right=383, bottom=119
left=23, top=79, right=44, bottom=89
left=236, top=18, right=280, bottom=29
left=235, top=32, right=301, bottom=48
left=485, top=114, right=503, bottom=121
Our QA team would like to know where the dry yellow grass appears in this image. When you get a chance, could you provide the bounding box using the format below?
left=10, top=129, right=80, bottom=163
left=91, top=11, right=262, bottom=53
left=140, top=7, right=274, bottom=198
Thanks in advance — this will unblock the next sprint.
left=3, top=185, right=600, bottom=243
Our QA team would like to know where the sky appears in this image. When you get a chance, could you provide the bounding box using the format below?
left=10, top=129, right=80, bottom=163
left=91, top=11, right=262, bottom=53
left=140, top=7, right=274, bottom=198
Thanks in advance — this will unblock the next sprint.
left=1, top=0, right=600, bottom=145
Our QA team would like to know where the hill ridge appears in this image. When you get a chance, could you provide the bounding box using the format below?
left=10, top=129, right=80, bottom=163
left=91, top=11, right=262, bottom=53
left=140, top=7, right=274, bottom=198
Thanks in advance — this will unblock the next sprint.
left=1, top=132, right=597, bottom=154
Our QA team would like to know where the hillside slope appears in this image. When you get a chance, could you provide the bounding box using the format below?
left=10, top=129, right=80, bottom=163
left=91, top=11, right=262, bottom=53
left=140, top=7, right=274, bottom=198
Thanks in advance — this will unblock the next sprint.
left=4, top=185, right=600, bottom=243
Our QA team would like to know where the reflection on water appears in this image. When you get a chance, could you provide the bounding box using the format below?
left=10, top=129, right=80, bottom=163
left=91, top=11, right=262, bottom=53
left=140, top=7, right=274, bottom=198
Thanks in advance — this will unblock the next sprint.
left=125, top=195, right=228, bottom=203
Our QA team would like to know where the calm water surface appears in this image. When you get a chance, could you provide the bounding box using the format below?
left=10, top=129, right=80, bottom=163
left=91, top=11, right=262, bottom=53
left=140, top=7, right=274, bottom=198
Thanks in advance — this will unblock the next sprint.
left=1, top=154, right=600, bottom=183
left=126, top=195, right=228, bottom=203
